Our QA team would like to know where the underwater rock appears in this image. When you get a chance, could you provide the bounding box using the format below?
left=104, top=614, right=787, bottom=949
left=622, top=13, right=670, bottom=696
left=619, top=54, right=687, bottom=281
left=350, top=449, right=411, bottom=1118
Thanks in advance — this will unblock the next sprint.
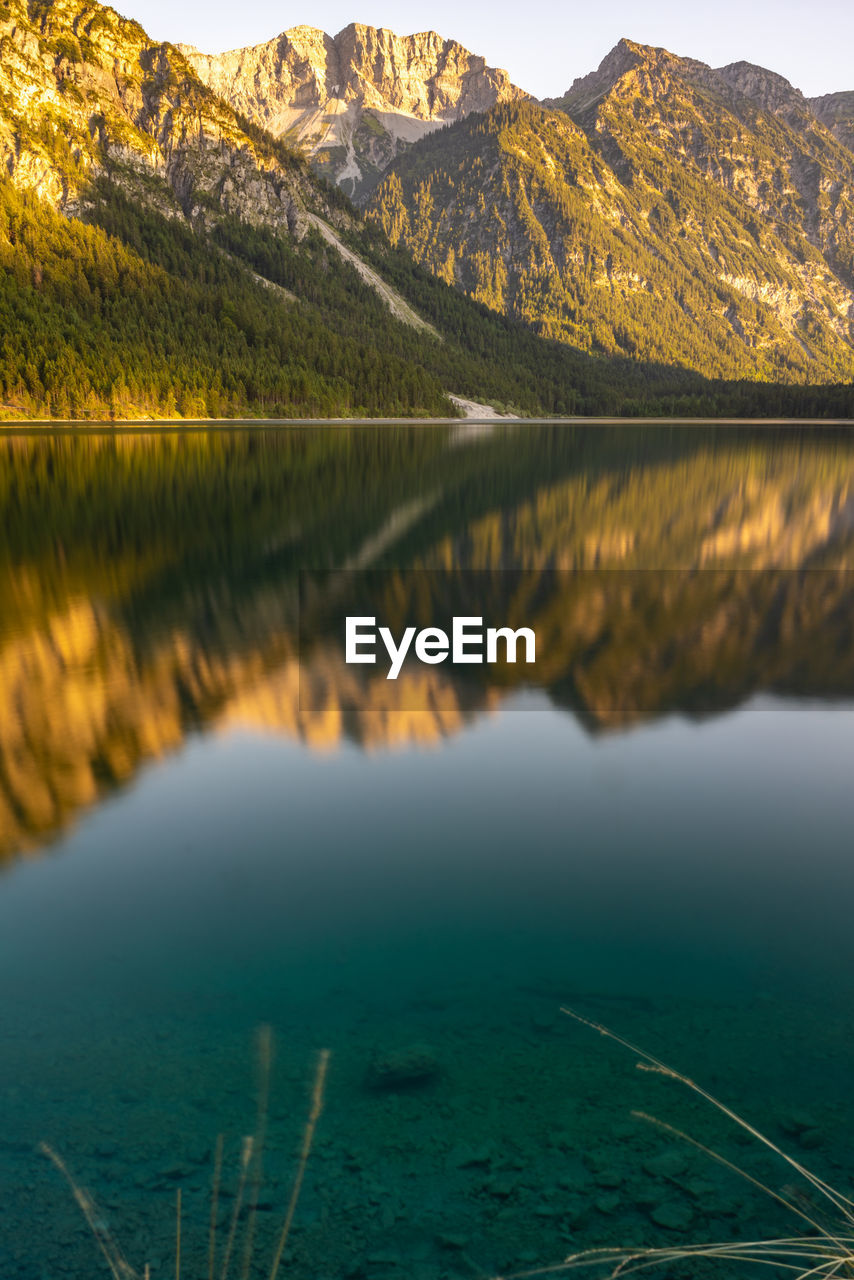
left=483, top=1175, right=517, bottom=1199
left=531, top=1011, right=558, bottom=1033
left=447, top=1142, right=493, bottom=1169
left=643, top=1151, right=687, bottom=1179
left=650, top=1200, right=693, bottom=1231
left=779, top=1109, right=819, bottom=1136
left=778, top=1111, right=825, bottom=1148
left=436, top=1233, right=469, bottom=1249
left=684, top=1177, right=718, bottom=1200
left=594, top=1193, right=620, bottom=1214
left=365, top=1043, right=440, bottom=1090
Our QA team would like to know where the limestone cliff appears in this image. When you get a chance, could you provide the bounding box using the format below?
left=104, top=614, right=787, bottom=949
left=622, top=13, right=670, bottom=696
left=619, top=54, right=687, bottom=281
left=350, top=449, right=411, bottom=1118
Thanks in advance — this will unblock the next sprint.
left=180, top=23, right=527, bottom=199
left=0, top=0, right=329, bottom=231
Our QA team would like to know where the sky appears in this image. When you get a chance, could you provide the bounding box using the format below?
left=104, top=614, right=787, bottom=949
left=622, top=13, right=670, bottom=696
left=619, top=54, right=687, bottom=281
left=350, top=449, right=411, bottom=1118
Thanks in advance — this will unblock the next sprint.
left=118, top=0, right=854, bottom=99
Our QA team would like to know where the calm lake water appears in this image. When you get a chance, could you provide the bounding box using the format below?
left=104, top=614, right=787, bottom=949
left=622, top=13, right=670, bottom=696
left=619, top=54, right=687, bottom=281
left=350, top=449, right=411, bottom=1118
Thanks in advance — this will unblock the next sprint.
left=2, top=423, right=854, bottom=1280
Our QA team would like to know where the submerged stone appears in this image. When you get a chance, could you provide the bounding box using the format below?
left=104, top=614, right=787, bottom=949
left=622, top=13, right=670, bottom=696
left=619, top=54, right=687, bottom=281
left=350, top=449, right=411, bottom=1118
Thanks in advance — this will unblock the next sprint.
left=447, top=1142, right=493, bottom=1169
left=650, top=1200, right=693, bottom=1231
left=594, top=1193, right=620, bottom=1214
left=643, top=1151, right=687, bottom=1179
left=779, top=1110, right=819, bottom=1136
left=436, top=1233, right=469, bottom=1249
left=483, top=1175, right=516, bottom=1199
left=364, top=1043, right=440, bottom=1090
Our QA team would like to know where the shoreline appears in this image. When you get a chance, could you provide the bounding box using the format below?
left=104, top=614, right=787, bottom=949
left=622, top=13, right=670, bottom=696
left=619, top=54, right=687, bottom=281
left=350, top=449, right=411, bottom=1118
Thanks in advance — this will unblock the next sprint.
left=2, top=415, right=854, bottom=431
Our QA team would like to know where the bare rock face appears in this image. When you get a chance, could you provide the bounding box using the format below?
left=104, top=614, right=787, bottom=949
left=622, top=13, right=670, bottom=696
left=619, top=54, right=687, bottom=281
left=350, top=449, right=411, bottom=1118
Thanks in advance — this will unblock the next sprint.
left=180, top=23, right=528, bottom=199
left=0, top=0, right=322, bottom=233
left=547, top=37, right=647, bottom=112
left=712, top=61, right=813, bottom=128
left=809, top=91, right=854, bottom=153
left=550, top=41, right=836, bottom=139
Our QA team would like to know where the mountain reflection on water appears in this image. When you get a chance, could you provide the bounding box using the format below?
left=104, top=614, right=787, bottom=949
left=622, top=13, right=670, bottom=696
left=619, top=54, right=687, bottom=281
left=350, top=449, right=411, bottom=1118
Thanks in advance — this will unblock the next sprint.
left=2, top=422, right=854, bottom=862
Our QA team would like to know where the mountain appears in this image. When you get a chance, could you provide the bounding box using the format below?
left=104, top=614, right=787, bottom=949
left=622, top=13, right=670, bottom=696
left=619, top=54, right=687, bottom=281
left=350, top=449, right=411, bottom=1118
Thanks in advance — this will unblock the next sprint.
left=7, top=0, right=770, bottom=420
left=179, top=24, right=527, bottom=200
left=0, top=0, right=329, bottom=228
left=368, top=38, right=854, bottom=384
left=0, top=3, right=852, bottom=419
left=0, top=0, right=512, bottom=417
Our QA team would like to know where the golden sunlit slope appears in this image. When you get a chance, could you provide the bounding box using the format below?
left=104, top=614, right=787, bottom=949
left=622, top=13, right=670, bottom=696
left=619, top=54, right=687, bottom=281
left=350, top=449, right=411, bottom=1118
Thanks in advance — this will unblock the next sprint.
left=0, top=0, right=323, bottom=226
left=368, top=40, right=854, bottom=382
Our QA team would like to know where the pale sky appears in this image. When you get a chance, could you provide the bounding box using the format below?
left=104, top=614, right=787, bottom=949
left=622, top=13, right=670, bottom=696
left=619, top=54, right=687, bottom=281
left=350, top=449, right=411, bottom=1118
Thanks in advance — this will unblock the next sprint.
left=120, top=0, right=854, bottom=100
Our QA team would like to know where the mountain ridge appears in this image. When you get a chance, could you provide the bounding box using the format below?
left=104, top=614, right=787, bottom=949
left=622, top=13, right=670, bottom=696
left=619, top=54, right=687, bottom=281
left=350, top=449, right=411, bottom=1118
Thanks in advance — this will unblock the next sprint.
left=0, top=2, right=852, bottom=419
left=0, top=0, right=333, bottom=228
left=367, top=36, right=854, bottom=385
left=179, top=22, right=528, bottom=198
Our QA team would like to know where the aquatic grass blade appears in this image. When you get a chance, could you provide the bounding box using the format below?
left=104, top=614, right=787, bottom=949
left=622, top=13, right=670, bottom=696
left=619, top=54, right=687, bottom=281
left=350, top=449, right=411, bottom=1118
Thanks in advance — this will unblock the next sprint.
left=522, top=1007, right=854, bottom=1280
left=268, top=1047, right=331, bottom=1280
left=209, top=1132, right=224, bottom=1280
left=39, top=1142, right=139, bottom=1280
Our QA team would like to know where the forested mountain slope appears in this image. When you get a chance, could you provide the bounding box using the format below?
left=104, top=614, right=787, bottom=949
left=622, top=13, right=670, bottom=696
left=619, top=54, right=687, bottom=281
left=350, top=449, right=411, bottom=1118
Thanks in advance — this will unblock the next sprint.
left=0, top=0, right=757, bottom=419
left=1, top=2, right=852, bottom=418
left=368, top=40, right=854, bottom=384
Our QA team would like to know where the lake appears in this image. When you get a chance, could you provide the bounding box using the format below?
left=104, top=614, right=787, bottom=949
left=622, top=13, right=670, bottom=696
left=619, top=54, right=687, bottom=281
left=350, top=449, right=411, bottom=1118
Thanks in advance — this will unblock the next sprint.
left=1, top=423, right=853, bottom=1280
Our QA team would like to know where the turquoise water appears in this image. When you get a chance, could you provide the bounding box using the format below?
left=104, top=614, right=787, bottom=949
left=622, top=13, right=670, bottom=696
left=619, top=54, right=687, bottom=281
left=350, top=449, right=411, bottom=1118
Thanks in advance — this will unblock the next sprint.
left=1, top=425, right=854, bottom=1279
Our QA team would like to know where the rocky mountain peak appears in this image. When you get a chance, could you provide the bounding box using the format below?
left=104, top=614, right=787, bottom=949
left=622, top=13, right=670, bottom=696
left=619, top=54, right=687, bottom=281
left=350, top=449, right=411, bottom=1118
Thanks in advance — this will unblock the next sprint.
left=713, top=60, right=810, bottom=125
left=552, top=40, right=826, bottom=130
left=180, top=22, right=527, bottom=199
left=549, top=38, right=713, bottom=118
left=551, top=37, right=645, bottom=110
left=370, top=23, right=854, bottom=387
left=596, top=37, right=649, bottom=73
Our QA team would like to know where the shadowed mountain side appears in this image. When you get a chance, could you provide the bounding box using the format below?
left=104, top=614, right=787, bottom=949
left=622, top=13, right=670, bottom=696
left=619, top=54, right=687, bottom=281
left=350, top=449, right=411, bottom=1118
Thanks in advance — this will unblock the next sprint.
left=3, top=426, right=854, bottom=862
left=6, top=171, right=801, bottom=421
